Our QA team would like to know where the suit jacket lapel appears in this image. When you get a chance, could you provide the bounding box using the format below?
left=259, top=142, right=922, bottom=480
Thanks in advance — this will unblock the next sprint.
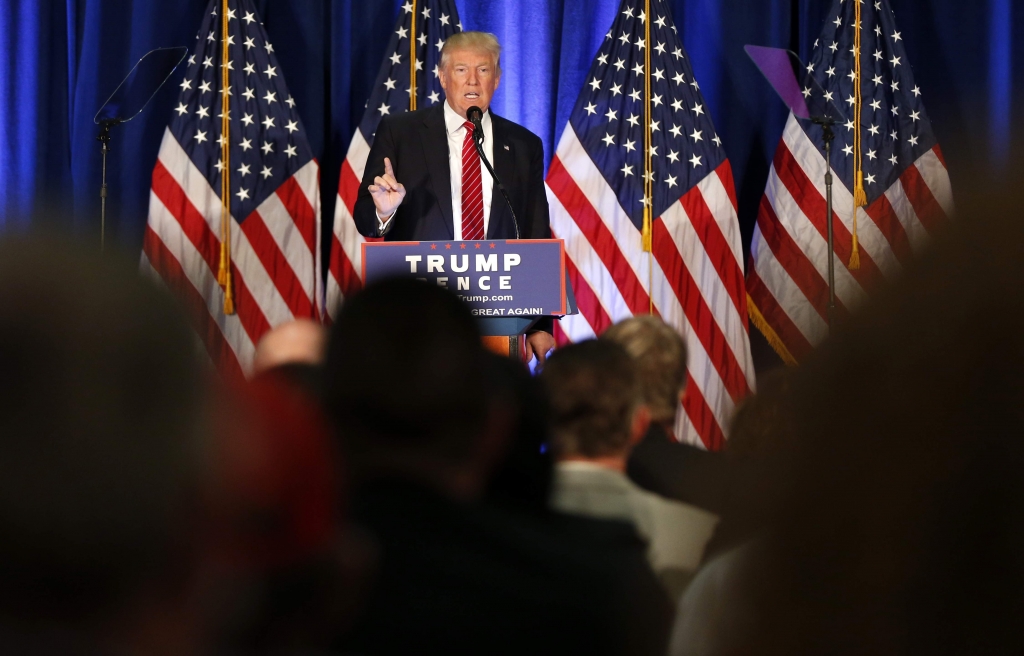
left=487, top=114, right=516, bottom=239
left=420, top=105, right=455, bottom=239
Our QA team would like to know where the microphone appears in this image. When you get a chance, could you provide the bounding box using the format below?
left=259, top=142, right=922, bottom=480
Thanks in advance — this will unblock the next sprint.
left=465, top=106, right=520, bottom=239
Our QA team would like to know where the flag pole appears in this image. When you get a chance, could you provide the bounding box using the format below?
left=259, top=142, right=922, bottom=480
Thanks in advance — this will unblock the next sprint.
left=218, top=0, right=235, bottom=314
left=409, top=0, right=418, bottom=111
left=849, top=0, right=864, bottom=269
left=642, top=0, right=654, bottom=314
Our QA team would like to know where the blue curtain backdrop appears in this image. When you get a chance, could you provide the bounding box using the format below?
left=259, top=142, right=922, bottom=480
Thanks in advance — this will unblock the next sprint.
left=0, top=0, right=1020, bottom=262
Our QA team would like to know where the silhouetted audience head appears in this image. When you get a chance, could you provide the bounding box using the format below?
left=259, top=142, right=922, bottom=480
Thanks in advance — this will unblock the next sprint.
left=733, top=185, right=1024, bottom=654
left=541, top=339, right=648, bottom=460
left=252, top=318, right=328, bottom=376
left=324, top=278, right=503, bottom=499
left=0, top=236, right=208, bottom=651
left=602, top=315, right=687, bottom=427
left=483, top=352, right=554, bottom=513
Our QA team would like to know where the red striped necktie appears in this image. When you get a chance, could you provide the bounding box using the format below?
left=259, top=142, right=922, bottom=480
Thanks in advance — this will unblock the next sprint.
left=461, top=120, right=485, bottom=241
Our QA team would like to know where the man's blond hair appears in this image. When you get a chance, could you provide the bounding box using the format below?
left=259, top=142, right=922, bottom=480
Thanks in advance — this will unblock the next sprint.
left=601, top=316, right=688, bottom=424
left=440, top=31, right=502, bottom=74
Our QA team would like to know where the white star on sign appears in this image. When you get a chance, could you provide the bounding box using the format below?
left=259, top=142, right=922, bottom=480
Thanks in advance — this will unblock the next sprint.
left=842, top=144, right=853, bottom=156
left=614, top=58, right=625, bottom=71
left=802, top=87, right=812, bottom=99
left=667, top=150, right=679, bottom=163
left=652, top=68, right=664, bottom=82
left=265, top=42, right=274, bottom=54
left=869, top=124, right=880, bottom=136
left=665, top=174, right=677, bottom=188
left=650, top=120, right=659, bottom=132
left=655, top=15, right=666, bottom=28
left=873, top=74, right=883, bottom=85
left=262, top=116, right=275, bottom=130
left=874, top=49, right=883, bottom=61
left=605, top=109, right=617, bottom=121
left=910, top=110, right=920, bottom=122
left=692, top=103, right=704, bottom=116
left=243, top=87, right=255, bottom=101
left=402, top=1, right=412, bottom=12
left=652, top=94, right=662, bottom=107
left=390, top=52, right=401, bottom=65
left=421, top=6, right=431, bottom=18
left=629, top=88, right=641, bottom=102
left=589, top=77, right=601, bottom=91
left=712, top=135, right=721, bottom=147
left=188, top=55, right=195, bottom=65
left=198, top=80, right=211, bottom=93
left=584, top=102, right=596, bottom=116
left=243, top=11, right=255, bottom=24
left=824, top=90, right=834, bottom=102
left=261, top=166, right=273, bottom=179
left=865, top=173, right=876, bottom=184
left=844, top=119, right=855, bottom=131
left=889, top=154, right=898, bottom=165
left=244, top=37, right=255, bottom=49
left=175, top=102, right=188, bottom=116
left=634, top=37, right=645, bottom=51
left=690, top=154, right=702, bottom=168
left=221, top=60, right=233, bottom=72
left=610, top=83, right=622, bottom=96
left=196, top=106, right=210, bottom=119
left=378, top=103, right=390, bottom=116
left=890, top=55, right=901, bottom=67
left=621, top=163, right=633, bottom=177
left=203, top=56, right=213, bottom=68
left=238, top=163, right=251, bottom=177
left=673, top=72, right=684, bottom=85
left=440, top=13, right=449, bottom=25
left=262, top=141, right=274, bottom=155
left=908, top=135, right=919, bottom=146
left=396, top=26, right=408, bottom=39
left=240, top=137, right=253, bottom=151
left=624, top=139, right=636, bottom=152
left=264, top=91, right=277, bottom=104
left=627, top=113, right=639, bottom=127
left=892, top=31, right=902, bottom=42
left=655, top=42, right=665, bottom=56
left=669, top=125, right=682, bottom=138
left=891, top=80, right=900, bottom=92
left=285, top=120, right=299, bottom=133
left=602, top=133, right=615, bottom=147
left=236, top=187, right=250, bottom=201
left=671, top=98, right=684, bottom=111
left=428, top=91, right=440, bottom=104
left=244, top=62, right=255, bottom=75
left=436, top=39, right=444, bottom=52
left=214, top=159, right=225, bottom=173
left=384, top=77, right=396, bottom=90
left=619, top=33, right=631, bottom=46
left=285, top=144, right=297, bottom=158
left=912, top=85, right=921, bottom=97
left=194, top=130, right=207, bottom=144
left=870, top=99, right=881, bottom=111
left=867, top=149, right=877, bottom=160
left=690, top=128, right=702, bottom=142
left=632, top=62, right=643, bottom=76
left=264, top=65, right=277, bottom=79
left=286, top=96, right=296, bottom=108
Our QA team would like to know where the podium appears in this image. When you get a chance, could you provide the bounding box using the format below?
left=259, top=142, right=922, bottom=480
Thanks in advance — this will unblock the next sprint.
left=362, top=239, right=578, bottom=361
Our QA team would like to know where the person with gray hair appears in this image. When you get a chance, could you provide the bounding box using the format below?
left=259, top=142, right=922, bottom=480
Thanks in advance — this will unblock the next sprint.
left=352, top=30, right=555, bottom=363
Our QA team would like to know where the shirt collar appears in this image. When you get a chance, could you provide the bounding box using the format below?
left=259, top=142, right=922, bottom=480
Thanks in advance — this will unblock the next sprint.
left=443, top=99, right=490, bottom=136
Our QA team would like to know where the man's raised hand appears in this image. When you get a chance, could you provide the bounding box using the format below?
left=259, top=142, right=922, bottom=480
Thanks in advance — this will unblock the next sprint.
left=368, top=157, right=406, bottom=220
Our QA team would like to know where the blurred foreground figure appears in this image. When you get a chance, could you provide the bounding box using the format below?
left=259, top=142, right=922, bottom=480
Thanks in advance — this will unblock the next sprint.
left=603, top=316, right=729, bottom=514
left=672, top=180, right=1024, bottom=655
left=543, top=340, right=718, bottom=601
left=0, top=237, right=209, bottom=655
left=252, top=318, right=328, bottom=377
left=325, top=278, right=671, bottom=655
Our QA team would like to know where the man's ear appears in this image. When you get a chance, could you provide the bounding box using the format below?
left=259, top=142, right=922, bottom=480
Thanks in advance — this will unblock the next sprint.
left=630, top=404, right=651, bottom=446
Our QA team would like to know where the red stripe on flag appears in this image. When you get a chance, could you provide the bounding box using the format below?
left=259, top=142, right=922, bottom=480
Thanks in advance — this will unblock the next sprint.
left=715, top=160, right=740, bottom=214
left=899, top=163, right=946, bottom=234
left=553, top=320, right=571, bottom=347
left=681, top=376, right=726, bottom=452
left=547, top=156, right=651, bottom=316
left=757, top=194, right=847, bottom=322
left=142, top=226, right=246, bottom=383
left=933, top=144, right=947, bottom=169
left=151, top=160, right=219, bottom=274
left=864, top=193, right=912, bottom=265
left=562, top=250, right=613, bottom=337
left=275, top=177, right=317, bottom=254
left=746, top=268, right=814, bottom=361
left=774, top=143, right=884, bottom=291
left=240, top=210, right=316, bottom=319
left=652, top=219, right=752, bottom=402
left=330, top=234, right=363, bottom=299
left=151, top=160, right=274, bottom=346
left=678, top=179, right=747, bottom=321
left=339, top=159, right=361, bottom=217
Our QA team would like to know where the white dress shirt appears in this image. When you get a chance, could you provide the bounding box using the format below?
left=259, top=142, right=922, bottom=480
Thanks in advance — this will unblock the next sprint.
left=376, top=100, right=494, bottom=238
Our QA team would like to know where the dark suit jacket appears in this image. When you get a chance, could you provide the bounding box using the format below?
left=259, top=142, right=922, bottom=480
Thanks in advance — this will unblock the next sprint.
left=338, top=479, right=672, bottom=656
left=353, top=104, right=551, bottom=241
left=627, top=423, right=730, bottom=515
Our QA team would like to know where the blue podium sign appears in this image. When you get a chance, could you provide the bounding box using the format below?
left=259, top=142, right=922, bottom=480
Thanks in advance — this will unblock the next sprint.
left=362, top=240, right=567, bottom=317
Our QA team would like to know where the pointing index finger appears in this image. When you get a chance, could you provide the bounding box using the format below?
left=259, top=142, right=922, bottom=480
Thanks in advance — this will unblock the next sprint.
left=384, top=157, right=394, bottom=177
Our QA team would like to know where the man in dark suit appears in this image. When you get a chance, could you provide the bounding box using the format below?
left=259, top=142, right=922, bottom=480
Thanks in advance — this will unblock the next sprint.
left=353, top=31, right=555, bottom=362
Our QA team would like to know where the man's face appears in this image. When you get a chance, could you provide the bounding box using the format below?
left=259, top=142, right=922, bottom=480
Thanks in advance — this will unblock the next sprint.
left=439, top=47, right=501, bottom=119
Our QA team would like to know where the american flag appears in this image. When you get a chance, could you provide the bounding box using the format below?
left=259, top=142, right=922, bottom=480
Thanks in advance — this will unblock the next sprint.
left=326, top=0, right=461, bottom=320
left=548, top=0, right=755, bottom=450
left=142, top=0, right=321, bottom=381
left=747, top=0, right=953, bottom=363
